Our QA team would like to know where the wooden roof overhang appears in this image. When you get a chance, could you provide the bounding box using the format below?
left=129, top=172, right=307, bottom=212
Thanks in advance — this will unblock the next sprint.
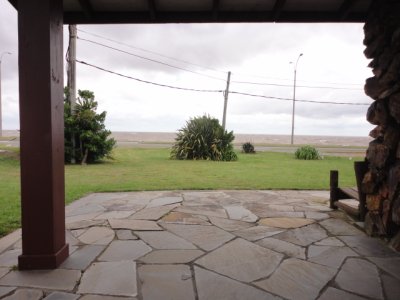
left=8, top=0, right=372, bottom=24
left=8, top=0, right=374, bottom=271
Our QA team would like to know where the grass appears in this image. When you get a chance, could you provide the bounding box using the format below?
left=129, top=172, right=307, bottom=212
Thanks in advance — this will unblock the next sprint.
left=0, top=146, right=361, bottom=237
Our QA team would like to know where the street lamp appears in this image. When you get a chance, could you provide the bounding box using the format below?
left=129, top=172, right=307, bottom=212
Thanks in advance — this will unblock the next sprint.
left=290, top=53, right=303, bottom=145
left=0, top=51, right=12, bottom=137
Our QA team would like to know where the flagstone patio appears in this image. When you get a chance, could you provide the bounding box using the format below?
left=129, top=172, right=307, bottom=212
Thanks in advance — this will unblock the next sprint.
left=0, top=190, right=399, bottom=299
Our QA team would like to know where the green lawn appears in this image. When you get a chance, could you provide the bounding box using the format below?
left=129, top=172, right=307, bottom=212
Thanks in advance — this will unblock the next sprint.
left=0, top=146, right=361, bottom=237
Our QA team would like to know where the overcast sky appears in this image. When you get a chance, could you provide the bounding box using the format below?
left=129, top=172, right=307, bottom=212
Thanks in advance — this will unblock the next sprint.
left=0, top=0, right=374, bottom=137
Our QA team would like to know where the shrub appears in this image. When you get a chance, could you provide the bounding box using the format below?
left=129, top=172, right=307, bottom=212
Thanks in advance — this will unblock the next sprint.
left=171, top=115, right=237, bottom=161
left=242, top=142, right=256, bottom=154
left=64, top=89, right=116, bottom=164
left=295, top=145, right=321, bottom=160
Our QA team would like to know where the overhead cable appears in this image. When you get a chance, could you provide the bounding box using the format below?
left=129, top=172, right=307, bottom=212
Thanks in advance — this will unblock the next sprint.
left=77, top=31, right=363, bottom=91
left=77, top=28, right=228, bottom=74
left=76, top=60, right=223, bottom=93
left=76, top=60, right=370, bottom=106
left=77, top=37, right=226, bottom=82
left=229, top=91, right=369, bottom=106
left=231, top=80, right=363, bottom=90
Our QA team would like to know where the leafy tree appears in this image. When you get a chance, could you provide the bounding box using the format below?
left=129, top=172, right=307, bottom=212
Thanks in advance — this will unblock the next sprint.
left=64, top=89, right=115, bottom=164
left=171, top=115, right=237, bottom=161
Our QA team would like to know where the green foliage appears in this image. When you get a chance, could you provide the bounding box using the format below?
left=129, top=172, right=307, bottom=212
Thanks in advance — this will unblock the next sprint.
left=171, top=115, right=237, bottom=161
left=295, top=145, right=321, bottom=160
left=64, top=88, right=116, bottom=164
left=242, top=142, right=256, bottom=154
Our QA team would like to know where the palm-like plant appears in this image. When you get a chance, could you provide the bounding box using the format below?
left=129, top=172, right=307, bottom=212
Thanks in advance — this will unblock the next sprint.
left=171, top=115, right=237, bottom=161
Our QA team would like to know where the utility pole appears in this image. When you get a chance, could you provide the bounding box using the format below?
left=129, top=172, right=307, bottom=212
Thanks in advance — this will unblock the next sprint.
left=222, top=71, right=231, bottom=131
left=67, top=24, right=77, bottom=163
left=290, top=53, right=303, bottom=145
left=0, top=52, right=12, bottom=137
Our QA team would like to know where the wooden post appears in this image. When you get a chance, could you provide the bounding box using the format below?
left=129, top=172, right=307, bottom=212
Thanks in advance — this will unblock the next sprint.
left=330, top=170, right=339, bottom=209
left=354, top=161, right=368, bottom=221
left=17, top=0, right=69, bottom=270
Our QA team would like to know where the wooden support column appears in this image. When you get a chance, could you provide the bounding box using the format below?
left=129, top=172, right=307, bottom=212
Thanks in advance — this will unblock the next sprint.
left=17, top=0, right=69, bottom=270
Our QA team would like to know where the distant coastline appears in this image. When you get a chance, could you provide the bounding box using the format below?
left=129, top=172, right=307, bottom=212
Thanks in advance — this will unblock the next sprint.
left=109, top=131, right=372, bottom=147
left=1, top=130, right=372, bottom=147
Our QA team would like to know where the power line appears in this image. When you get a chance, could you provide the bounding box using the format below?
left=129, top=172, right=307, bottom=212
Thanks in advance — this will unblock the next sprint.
left=230, top=71, right=363, bottom=87
left=77, top=37, right=227, bottom=82
left=76, top=60, right=223, bottom=93
left=77, top=28, right=227, bottom=74
left=77, top=29, right=363, bottom=90
left=230, top=80, right=363, bottom=90
left=76, top=59, right=370, bottom=106
left=229, top=91, right=370, bottom=106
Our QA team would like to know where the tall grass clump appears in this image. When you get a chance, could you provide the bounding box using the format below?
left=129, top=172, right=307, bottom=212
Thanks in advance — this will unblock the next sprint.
left=242, top=142, right=256, bottom=154
left=295, top=145, right=321, bottom=160
left=170, top=115, right=237, bottom=161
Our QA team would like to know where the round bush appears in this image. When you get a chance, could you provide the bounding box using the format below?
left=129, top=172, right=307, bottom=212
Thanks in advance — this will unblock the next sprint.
left=294, top=145, right=321, bottom=160
left=170, top=115, right=237, bottom=161
left=242, top=142, right=256, bottom=154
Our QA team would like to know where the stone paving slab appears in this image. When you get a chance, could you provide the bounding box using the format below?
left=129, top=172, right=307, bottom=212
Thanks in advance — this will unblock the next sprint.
left=273, top=223, right=328, bottom=246
left=259, top=217, right=314, bottom=229
left=138, top=264, right=195, bottom=300
left=0, top=267, right=9, bottom=279
left=78, top=261, right=137, bottom=297
left=1, top=190, right=400, bottom=300
left=0, top=269, right=81, bottom=291
left=194, top=266, right=280, bottom=300
left=0, top=249, right=20, bottom=267
left=43, top=291, right=80, bottom=300
left=367, top=257, right=400, bottom=281
left=161, top=211, right=210, bottom=225
left=78, top=226, right=115, bottom=245
left=139, top=249, right=204, bottom=264
left=2, top=288, right=43, bottom=300
left=381, top=273, right=400, bottom=300
left=175, top=205, right=228, bottom=218
left=146, top=196, right=182, bottom=208
left=162, top=223, right=234, bottom=251
left=135, top=231, right=197, bottom=249
left=196, top=238, right=283, bottom=282
left=108, top=219, right=162, bottom=231
left=233, top=225, right=284, bottom=241
left=335, top=258, right=384, bottom=299
left=307, top=245, right=358, bottom=268
left=257, top=237, right=306, bottom=259
left=0, top=230, right=20, bottom=254
left=61, top=245, right=105, bottom=270
left=130, top=204, right=179, bottom=220
left=255, top=258, right=337, bottom=300
left=319, top=218, right=364, bottom=236
left=0, top=287, right=16, bottom=298
left=338, top=235, right=399, bottom=257
left=318, top=287, right=367, bottom=300
left=208, top=216, right=255, bottom=231
left=98, top=240, right=152, bottom=261
left=80, top=296, right=137, bottom=300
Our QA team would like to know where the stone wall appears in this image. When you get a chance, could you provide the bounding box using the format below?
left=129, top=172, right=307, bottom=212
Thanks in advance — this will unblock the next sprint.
left=363, top=0, right=400, bottom=249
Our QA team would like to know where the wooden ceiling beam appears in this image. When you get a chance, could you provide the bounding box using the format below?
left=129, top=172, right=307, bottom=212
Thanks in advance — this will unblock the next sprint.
left=213, top=0, right=220, bottom=21
left=148, top=0, right=157, bottom=21
left=338, top=0, right=358, bottom=20
left=78, top=0, right=94, bottom=19
left=272, top=0, right=287, bottom=21
left=64, top=11, right=367, bottom=24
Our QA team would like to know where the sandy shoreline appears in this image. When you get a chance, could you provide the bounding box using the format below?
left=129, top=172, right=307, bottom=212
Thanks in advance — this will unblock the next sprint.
left=2, top=130, right=372, bottom=147
left=109, top=131, right=371, bottom=147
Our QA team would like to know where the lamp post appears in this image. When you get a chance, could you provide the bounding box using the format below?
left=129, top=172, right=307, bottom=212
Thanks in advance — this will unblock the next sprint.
left=0, top=51, right=12, bottom=137
left=290, top=53, right=303, bottom=145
